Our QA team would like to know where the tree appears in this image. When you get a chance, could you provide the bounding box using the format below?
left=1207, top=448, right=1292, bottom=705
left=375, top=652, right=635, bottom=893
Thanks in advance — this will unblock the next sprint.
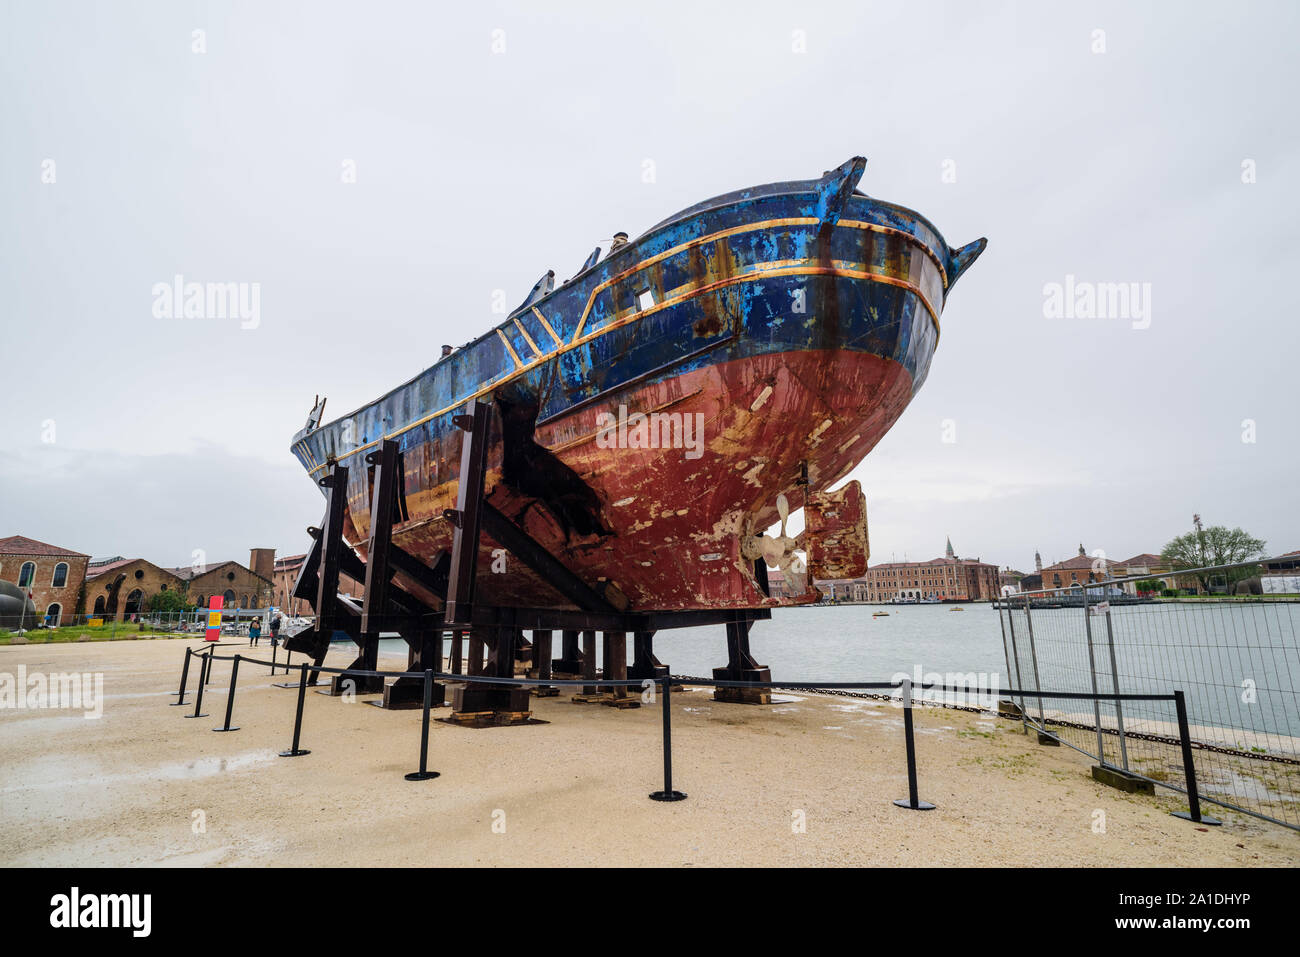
left=147, top=590, right=196, bottom=614
left=1161, top=521, right=1266, bottom=593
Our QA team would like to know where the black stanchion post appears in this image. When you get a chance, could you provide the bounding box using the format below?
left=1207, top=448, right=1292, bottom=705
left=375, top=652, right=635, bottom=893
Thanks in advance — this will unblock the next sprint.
left=650, top=675, right=686, bottom=802
left=283, top=649, right=291, bottom=677
left=270, top=642, right=277, bottom=676
left=893, top=678, right=935, bottom=810
left=405, top=670, right=440, bottom=781
left=214, top=654, right=241, bottom=732
left=279, top=662, right=311, bottom=757
left=184, top=652, right=210, bottom=719
left=1171, top=690, right=1220, bottom=825
left=170, top=647, right=192, bottom=706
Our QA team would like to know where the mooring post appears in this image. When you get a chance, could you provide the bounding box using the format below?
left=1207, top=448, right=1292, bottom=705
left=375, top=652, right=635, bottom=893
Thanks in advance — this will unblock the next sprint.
left=893, top=678, right=935, bottom=810
left=405, top=669, right=440, bottom=781
left=650, top=675, right=686, bottom=802
left=171, top=647, right=192, bottom=706
left=214, top=654, right=241, bottom=732
left=1171, top=690, right=1220, bottom=825
left=279, top=662, right=312, bottom=757
left=185, top=653, right=211, bottom=719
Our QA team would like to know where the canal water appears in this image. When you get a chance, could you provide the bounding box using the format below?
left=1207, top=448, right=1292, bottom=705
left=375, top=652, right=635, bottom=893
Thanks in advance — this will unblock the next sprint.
left=373, top=601, right=1300, bottom=743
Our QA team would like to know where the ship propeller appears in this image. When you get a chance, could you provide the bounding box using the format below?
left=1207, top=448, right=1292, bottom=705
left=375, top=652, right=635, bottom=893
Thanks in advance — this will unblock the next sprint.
left=760, top=494, right=804, bottom=574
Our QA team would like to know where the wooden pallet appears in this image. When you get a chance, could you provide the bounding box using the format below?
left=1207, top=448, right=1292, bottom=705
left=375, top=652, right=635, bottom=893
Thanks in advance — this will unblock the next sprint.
left=445, top=710, right=533, bottom=727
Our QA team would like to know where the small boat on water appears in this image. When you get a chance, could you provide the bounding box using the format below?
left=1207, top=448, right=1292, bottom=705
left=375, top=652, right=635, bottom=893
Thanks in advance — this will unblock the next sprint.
left=950, top=606, right=965, bottom=611
left=872, top=611, right=890, bottom=618
left=291, top=156, right=985, bottom=613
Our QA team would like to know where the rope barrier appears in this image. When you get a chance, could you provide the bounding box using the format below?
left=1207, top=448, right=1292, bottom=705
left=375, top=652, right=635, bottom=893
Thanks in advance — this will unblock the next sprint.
left=171, top=646, right=1218, bottom=823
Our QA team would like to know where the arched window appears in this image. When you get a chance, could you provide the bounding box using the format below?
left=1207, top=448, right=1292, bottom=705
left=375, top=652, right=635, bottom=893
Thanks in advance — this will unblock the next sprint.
left=52, top=562, right=69, bottom=587
left=45, top=603, right=62, bottom=626
left=18, top=562, right=36, bottom=588
left=93, top=595, right=106, bottom=615
left=240, top=594, right=249, bottom=609
left=125, top=588, right=144, bottom=616
left=223, top=588, right=235, bottom=605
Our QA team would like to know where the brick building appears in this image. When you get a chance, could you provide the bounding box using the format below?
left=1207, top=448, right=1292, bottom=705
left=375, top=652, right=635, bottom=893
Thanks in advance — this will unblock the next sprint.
left=819, top=538, right=1001, bottom=603
left=169, top=549, right=276, bottom=610
left=85, top=558, right=185, bottom=621
left=0, top=535, right=90, bottom=626
left=1039, top=544, right=1119, bottom=590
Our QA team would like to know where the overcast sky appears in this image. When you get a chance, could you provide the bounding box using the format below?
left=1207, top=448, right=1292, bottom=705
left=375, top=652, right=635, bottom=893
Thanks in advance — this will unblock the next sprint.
left=2, top=0, right=1297, bottom=573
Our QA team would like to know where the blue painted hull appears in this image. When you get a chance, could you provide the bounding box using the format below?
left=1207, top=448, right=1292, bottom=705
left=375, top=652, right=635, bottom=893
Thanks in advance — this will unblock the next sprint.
left=291, top=157, right=984, bottom=610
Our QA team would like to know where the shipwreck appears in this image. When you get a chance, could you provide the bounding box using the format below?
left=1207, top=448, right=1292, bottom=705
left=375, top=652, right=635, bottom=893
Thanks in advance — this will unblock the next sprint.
left=284, top=156, right=985, bottom=717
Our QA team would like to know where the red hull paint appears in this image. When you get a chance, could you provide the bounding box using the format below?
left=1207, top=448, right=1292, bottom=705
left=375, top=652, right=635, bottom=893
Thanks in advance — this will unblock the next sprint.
left=355, top=348, right=912, bottom=611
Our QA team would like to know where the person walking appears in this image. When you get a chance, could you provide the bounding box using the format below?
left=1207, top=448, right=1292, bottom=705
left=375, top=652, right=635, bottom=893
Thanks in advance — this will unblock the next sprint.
left=249, top=619, right=262, bottom=647
left=270, top=613, right=282, bottom=648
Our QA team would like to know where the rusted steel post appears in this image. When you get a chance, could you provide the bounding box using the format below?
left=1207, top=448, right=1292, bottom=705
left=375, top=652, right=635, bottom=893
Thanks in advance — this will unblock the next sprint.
left=533, top=629, right=553, bottom=694
left=581, top=629, right=598, bottom=696
left=607, top=631, right=628, bottom=699
left=449, top=628, right=463, bottom=675
left=443, top=401, right=490, bottom=626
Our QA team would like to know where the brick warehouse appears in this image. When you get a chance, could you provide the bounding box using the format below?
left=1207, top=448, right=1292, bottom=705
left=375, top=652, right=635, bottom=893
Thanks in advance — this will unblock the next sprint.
left=167, top=548, right=276, bottom=610
left=0, top=535, right=90, bottom=626
left=85, top=558, right=186, bottom=621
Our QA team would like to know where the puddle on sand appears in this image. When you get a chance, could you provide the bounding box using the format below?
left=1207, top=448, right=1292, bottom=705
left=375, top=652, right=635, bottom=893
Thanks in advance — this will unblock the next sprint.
left=1, top=749, right=279, bottom=795
left=156, top=750, right=278, bottom=780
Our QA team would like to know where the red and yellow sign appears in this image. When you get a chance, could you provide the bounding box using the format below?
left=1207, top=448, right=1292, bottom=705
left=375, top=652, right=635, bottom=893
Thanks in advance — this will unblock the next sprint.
left=205, top=596, right=223, bottom=642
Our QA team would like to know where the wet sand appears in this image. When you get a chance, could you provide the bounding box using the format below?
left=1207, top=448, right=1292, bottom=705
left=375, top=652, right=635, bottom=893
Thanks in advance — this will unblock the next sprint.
left=1, top=639, right=1296, bottom=867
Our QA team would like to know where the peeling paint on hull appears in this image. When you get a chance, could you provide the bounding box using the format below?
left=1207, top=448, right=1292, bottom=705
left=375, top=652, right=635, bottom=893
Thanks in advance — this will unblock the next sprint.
left=291, top=158, right=985, bottom=612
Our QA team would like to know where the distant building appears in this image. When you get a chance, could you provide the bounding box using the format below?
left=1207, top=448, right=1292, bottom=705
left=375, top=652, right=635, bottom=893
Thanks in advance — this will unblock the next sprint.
left=820, top=538, right=1000, bottom=602
left=0, top=535, right=90, bottom=626
left=1039, top=544, right=1119, bottom=590
left=1262, top=550, right=1300, bottom=594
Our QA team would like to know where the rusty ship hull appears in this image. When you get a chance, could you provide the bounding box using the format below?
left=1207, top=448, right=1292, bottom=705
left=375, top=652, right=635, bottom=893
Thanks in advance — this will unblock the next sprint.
left=291, top=157, right=984, bottom=612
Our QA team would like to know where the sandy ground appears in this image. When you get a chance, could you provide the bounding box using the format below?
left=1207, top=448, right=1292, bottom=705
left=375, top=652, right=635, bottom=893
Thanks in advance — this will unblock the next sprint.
left=1, top=639, right=1296, bottom=867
